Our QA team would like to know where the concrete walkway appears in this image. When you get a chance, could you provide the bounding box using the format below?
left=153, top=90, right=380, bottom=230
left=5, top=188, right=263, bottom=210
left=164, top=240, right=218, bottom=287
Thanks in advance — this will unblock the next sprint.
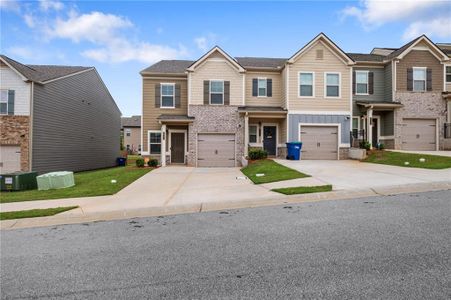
left=386, top=150, right=451, bottom=157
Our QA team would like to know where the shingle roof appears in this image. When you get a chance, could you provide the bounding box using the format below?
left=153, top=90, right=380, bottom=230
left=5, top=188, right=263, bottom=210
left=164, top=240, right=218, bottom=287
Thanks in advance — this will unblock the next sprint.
left=238, top=106, right=287, bottom=112
left=347, top=53, right=385, bottom=62
left=121, top=116, right=141, bottom=128
left=157, top=114, right=195, bottom=121
left=384, top=36, right=423, bottom=60
left=0, top=54, right=92, bottom=82
left=141, top=60, right=194, bottom=74
left=235, top=57, right=286, bottom=69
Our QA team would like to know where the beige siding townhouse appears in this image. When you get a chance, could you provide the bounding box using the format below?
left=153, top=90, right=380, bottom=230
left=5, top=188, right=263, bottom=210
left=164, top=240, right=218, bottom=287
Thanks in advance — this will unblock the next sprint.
left=121, top=115, right=141, bottom=154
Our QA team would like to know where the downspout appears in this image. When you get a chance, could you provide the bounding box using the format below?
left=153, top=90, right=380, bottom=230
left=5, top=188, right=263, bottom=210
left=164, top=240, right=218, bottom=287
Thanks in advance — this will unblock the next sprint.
left=29, top=81, right=34, bottom=171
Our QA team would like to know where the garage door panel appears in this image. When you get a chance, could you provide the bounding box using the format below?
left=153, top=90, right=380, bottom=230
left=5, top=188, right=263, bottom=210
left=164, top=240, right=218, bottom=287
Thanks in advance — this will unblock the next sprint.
left=401, top=119, right=436, bottom=151
left=300, top=126, right=338, bottom=160
left=198, top=134, right=235, bottom=167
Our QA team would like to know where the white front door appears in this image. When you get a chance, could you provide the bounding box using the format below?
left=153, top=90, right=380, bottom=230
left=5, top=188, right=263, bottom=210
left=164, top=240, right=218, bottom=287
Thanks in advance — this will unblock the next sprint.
left=0, top=145, right=21, bottom=174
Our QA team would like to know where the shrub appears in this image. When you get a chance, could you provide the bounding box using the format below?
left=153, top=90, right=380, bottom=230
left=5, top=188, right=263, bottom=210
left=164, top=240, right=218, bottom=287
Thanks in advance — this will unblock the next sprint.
left=377, top=143, right=385, bottom=150
left=135, top=158, right=145, bottom=167
left=359, top=141, right=371, bottom=151
left=248, top=148, right=268, bottom=160
left=148, top=159, right=158, bottom=167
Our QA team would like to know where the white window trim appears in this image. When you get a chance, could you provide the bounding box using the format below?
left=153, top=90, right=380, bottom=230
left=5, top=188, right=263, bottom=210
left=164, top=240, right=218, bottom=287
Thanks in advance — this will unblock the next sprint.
left=298, top=71, right=315, bottom=98
left=125, top=128, right=131, bottom=137
left=352, top=117, right=360, bottom=131
left=209, top=80, right=224, bottom=105
left=0, top=89, right=9, bottom=115
left=412, top=67, right=427, bottom=92
left=148, top=130, right=162, bottom=155
left=160, top=83, right=175, bottom=109
left=257, top=78, right=267, bottom=98
left=445, top=65, right=451, bottom=83
left=355, top=70, right=369, bottom=96
left=324, top=72, right=341, bottom=98
left=249, top=124, right=258, bottom=144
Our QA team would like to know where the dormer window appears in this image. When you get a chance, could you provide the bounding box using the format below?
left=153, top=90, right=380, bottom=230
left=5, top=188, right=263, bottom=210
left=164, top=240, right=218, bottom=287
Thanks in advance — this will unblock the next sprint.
left=210, top=80, right=224, bottom=105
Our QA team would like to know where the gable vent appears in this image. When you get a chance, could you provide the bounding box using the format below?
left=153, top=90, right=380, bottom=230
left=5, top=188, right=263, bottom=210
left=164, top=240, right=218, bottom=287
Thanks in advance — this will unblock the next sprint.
left=316, top=49, right=324, bottom=60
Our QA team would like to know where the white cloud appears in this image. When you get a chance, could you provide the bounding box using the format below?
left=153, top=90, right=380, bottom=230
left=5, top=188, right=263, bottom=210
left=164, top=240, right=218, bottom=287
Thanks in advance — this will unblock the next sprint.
left=0, top=0, right=20, bottom=12
left=194, top=33, right=217, bottom=52
left=23, top=13, right=35, bottom=28
left=341, top=0, right=451, bottom=39
left=39, top=0, right=64, bottom=12
left=7, top=46, right=34, bottom=59
left=403, top=17, right=451, bottom=40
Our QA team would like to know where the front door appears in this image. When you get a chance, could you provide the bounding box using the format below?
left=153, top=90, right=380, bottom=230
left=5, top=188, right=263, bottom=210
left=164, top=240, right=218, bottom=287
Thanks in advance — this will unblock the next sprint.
left=170, top=132, right=185, bottom=164
left=371, top=118, right=378, bottom=147
left=263, top=126, right=277, bottom=156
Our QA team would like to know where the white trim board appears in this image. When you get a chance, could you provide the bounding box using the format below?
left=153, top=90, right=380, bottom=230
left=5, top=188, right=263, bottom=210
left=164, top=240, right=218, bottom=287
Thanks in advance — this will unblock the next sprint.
left=288, top=111, right=351, bottom=115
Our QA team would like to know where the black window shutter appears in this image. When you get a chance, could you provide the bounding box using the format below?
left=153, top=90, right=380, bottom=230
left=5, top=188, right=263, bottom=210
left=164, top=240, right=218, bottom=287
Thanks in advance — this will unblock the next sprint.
left=7, top=90, right=14, bottom=115
left=175, top=84, right=181, bottom=108
left=203, top=81, right=210, bottom=104
left=426, top=68, right=432, bottom=91
left=224, top=81, right=230, bottom=105
left=352, top=71, right=356, bottom=94
left=154, top=84, right=160, bottom=108
left=252, top=79, right=258, bottom=97
left=267, top=79, right=272, bottom=97
left=407, top=68, right=413, bottom=91
left=368, top=72, right=374, bottom=95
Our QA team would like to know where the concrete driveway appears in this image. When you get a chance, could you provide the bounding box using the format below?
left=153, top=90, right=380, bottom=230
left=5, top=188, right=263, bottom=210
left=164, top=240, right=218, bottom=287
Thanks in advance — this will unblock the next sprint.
left=276, top=159, right=451, bottom=190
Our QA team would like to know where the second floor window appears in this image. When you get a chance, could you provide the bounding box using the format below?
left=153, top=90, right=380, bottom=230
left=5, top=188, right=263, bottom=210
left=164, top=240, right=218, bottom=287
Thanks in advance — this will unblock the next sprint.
left=0, top=90, right=8, bottom=115
left=125, top=129, right=131, bottom=137
left=161, top=84, right=175, bottom=108
left=210, top=80, right=224, bottom=105
left=446, top=66, right=451, bottom=83
left=326, top=73, right=340, bottom=97
left=299, top=72, right=314, bottom=97
left=355, top=71, right=368, bottom=95
left=413, top=67, right=426, bottom=92
left=258, top=79, right=267, bottom=97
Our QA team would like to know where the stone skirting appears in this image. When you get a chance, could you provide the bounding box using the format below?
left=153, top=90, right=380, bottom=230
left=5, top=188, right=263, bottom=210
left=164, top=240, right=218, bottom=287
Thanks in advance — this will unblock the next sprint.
left=339, top=147, right=350, bottom=160
left=0, top=115, right=30, bottom=171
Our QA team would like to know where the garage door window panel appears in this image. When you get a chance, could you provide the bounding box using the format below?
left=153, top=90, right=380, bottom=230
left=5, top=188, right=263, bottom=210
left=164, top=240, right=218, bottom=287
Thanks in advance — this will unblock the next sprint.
left=149, top=131, right=161, bottom=154
left=299, top=72, right=314, bottom=97
left=210, top=80, right=224, bottom=105
left=413, top=68, right=426, bottom=92
left=325, top=73, right=340, bottom=97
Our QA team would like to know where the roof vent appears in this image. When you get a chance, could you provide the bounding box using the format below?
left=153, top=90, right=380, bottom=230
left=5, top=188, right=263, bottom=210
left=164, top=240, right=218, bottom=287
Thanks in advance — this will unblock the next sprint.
left=316, top=49, right=324, bottom=60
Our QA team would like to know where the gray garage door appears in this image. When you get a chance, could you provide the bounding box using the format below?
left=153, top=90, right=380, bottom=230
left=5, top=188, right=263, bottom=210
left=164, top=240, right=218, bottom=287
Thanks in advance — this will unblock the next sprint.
left=299, top=126, right=338, bottom=160
left=0, top=145, right=21, bottom=174
left=197, top=134, right=235, bottom=167
left=401, top=119, right=436, bottom=151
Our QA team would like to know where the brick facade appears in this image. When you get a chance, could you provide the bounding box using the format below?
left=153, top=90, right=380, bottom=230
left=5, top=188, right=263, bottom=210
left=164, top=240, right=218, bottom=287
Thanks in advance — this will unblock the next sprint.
left=0, top=115, right=30, bottom=171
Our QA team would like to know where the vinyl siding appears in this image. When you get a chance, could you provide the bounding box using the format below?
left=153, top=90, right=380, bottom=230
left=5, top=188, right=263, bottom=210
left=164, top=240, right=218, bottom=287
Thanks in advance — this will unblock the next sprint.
left=248, top=117, right=286, bottom=145
left=123, top=126, right=141, bottom=152
left=288, top=40, right=351, bottom=112
left=384, top=62, right=393, bottom=101
left=281, top=67, right=287, bottom=109
left=0, top=65, right=31, bottom=115
left=396, top=50, right=443, bottom=91
left=353, top=67, right=385, bottom=102
left=142, top=78, right=188, bottom=152
left=245, top=71, right=283, bottom=107
left=447, top=83, right=451, bottom=91
left=32, top=69, right=121, bottom=174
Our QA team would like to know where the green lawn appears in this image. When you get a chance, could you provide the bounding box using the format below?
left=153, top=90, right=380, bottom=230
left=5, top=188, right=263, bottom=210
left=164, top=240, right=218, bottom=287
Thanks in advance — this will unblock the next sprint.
left=0, top=206, right=78, bottom=220
left=0, top=166, right=151, bottom=203
left=363, top=151, right=451, bottom=169
left=272, top=185, right=333, bottom=195
left=241, top=159, right=309, bottom=184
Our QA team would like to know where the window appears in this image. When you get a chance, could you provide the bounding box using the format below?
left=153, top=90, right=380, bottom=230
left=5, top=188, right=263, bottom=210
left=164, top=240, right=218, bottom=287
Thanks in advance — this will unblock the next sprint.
left=413, top=67, right=426, bottom=92
left=249, top=125, right=258, bottom=143
left=125, top=128, right=131, bottom=137
left=149, top=131, right=161, bottom=154
left=210, top=80, right=224, bottom=104
left=258, top=79, right=267, bottom=97
left=161, top=84, right=174, bottom=108
left=299, top=72, right=314, bottom=97
left=0, top=90, right=8, bottom=115
left=352, top=117, right=360, bottom=138
left=355, top=71, right=368, bottom=95
left=446, top=66, right=451, bottom=83
left=325, top=73, right=340, bottom=97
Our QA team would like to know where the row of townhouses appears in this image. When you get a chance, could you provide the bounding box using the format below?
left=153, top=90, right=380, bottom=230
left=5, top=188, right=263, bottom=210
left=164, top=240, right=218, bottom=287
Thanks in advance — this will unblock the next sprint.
left=140, top=33, right=451, bottom=167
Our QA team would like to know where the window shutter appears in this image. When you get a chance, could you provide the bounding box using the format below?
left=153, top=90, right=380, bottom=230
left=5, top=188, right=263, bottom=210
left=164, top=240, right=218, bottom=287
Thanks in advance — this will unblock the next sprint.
left=7, top=90, right=14, bottom=115
left=203, top=81, right=209, bottom=105
left=252, top=79, right=258, bottom=97
left=154, top=84, right=160, bottom=108
left=174, top=84, right=181, bottom=108
left=352, top=71, right=356, bottom=94
left=426, top=68, right=432, bottom=91
left=224, top=81, right=230, bottom=105
left=267, top=79, right=272, bottom=97
left=407, top=68, right=413, bottom=91
left=368, top=72, right=374, bottom=95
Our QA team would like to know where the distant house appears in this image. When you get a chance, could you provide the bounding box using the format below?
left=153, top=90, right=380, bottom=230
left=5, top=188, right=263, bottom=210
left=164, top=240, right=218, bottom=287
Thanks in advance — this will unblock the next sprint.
left=121, top=115, right=141, bottom=154
left=0, top=55, right=122, bottom=174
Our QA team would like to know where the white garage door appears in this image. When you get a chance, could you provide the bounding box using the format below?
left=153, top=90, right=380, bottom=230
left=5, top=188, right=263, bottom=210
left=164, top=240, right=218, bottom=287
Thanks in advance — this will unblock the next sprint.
left=197, top=134, right=235, bottom=167
left=300, top=126, right=338, bottom=160
left=0, top=145, right=21, bottom=174
left=402, top=119, right=436, bottom=151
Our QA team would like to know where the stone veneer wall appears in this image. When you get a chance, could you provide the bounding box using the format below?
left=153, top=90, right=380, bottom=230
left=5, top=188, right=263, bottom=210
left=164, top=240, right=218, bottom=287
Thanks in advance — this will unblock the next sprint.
left=394, top=92, right=447, bottom=150
left=0, top=116, right=30, bottom=171
left=187, top=105, right=244, bottom=166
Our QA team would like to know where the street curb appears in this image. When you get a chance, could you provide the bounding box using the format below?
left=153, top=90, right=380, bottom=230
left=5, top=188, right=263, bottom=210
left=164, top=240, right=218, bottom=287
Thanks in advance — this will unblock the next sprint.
left=1, top=182, right=450, bottom=230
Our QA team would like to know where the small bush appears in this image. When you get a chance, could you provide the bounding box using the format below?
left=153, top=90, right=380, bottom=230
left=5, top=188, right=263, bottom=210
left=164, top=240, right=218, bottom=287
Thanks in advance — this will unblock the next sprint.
left=248, top=148, right=268, bottom=160
left=136, top=158, right=145, bottom=167
left=148, top=159, right=158, bottom=167
left=377, top=143, right=385, bottom=150
left=359, top=141, right=371, bottom=151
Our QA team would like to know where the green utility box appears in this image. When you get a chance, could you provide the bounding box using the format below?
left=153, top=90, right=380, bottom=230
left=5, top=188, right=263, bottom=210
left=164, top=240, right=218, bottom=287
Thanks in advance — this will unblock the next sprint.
left=0, top=172, right=38, bottom=191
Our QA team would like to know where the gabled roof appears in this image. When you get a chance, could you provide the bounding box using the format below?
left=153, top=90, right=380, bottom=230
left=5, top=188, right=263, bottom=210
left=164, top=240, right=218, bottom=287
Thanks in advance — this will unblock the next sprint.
left=287, top=33, right=355, bottom=65
left=140, top=60, right=194, bottom=75
left=347, top=53, right=385, bottom=63
left=235, top=57, right=286, bottom=70
left=0, top=54, right=92, bottom=83
left=186, top=46, right=245, bottom=73
left=384, top=35, right=449, bottom=61
left=121, top=115, right=141, bottom=128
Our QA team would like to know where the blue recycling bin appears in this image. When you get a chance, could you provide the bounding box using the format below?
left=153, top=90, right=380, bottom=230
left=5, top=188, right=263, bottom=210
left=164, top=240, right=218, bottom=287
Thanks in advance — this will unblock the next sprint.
left=286, top=142, right=302, bottom=160
left=116, top=157, right=127, bottom=167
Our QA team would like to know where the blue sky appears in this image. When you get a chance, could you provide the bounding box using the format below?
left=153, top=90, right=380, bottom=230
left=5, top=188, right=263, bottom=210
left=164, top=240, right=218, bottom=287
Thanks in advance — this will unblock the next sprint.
left=1, top=0, right=450, bottom=116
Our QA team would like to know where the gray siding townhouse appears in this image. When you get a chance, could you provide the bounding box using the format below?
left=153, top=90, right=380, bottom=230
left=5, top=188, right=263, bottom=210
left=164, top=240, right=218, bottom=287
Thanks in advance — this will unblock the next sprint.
left=0, top=55, right=121, bottom=174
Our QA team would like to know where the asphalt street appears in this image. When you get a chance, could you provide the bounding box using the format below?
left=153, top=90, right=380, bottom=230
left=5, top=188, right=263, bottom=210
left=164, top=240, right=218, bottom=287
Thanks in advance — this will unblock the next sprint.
left=1, top=190, right=450, bottom=299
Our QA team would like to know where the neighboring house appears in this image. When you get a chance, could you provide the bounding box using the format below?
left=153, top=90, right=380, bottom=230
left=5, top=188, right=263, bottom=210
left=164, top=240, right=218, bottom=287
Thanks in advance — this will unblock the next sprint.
left=121, top=115, right=141, bottom=154
left=140, top=33, right=450, bottom=168
left=0, top=55, right=121, bottom=174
